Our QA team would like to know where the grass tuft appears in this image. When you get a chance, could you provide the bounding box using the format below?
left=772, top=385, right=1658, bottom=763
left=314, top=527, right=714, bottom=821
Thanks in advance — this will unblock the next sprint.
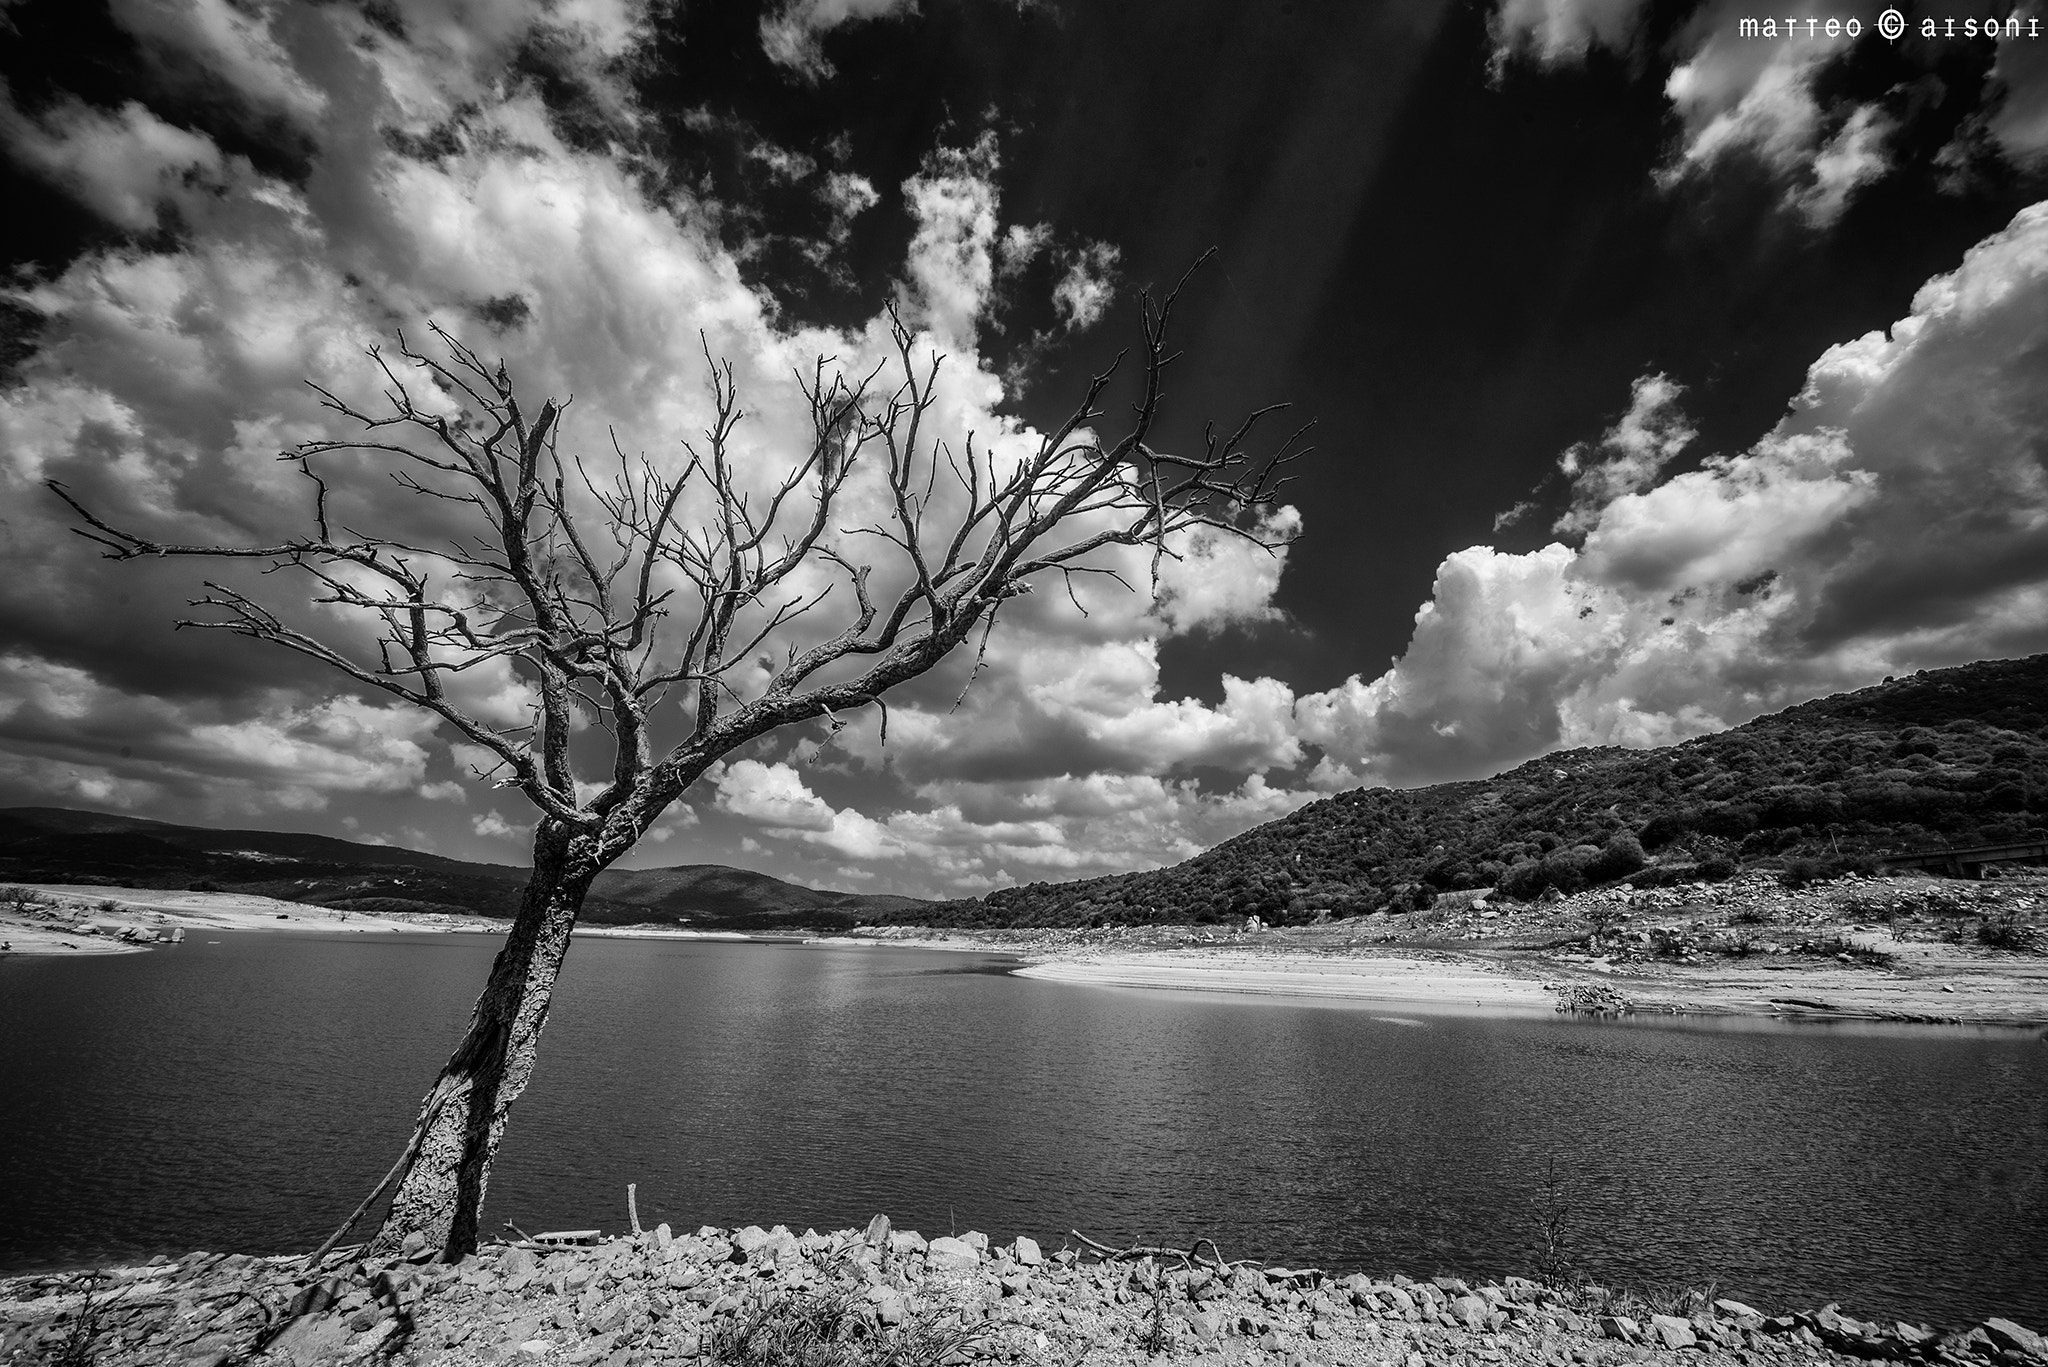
left=706, top=1287, right=990, bottom=1367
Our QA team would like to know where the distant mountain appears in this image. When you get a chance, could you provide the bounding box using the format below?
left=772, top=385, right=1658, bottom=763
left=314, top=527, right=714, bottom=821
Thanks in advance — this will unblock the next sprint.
left=904, top=654, right=2048, bottom=929
left=0, top=808, right=932, bottom=929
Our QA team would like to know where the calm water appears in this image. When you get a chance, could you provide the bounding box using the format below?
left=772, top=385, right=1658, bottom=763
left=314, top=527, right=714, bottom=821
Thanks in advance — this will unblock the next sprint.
left=1, top=932, right=2044, bottom=1328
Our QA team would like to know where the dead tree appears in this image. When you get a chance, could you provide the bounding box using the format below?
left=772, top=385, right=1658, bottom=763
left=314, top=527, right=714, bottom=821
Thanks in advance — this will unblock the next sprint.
left=49, top=267, right=1306, bottom=1261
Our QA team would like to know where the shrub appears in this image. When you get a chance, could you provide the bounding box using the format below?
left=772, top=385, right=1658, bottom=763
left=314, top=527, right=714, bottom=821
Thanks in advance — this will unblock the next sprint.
left=1539, top=845, right=1603, bottom=896
left=1588, top=832, right=1648, bottom=883
left=1697, top=854, right=1738, bottom=881
left=1977, top=914, right=2039, bottom=952
left=1501, top=858, right=1546, bottom=901
left=1779, top=856, right=1830, bottom=889
left=706, top=1286, right=988, bottom=1367
left=1802, top=936, right=1897, bottom=968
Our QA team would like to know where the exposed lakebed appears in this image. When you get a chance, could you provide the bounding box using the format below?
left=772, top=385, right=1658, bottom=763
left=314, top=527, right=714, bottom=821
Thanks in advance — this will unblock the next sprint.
left=1, top=932, right=2042, bottom=1328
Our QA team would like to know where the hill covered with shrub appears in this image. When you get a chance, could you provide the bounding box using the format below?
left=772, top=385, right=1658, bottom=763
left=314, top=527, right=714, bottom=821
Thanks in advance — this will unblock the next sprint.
left=0, top=808, right=931, bottom=929
left=901, top=654, right=2048, bottom=929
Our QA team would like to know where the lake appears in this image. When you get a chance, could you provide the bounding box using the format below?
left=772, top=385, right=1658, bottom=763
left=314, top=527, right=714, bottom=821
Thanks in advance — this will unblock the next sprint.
left=1, top=931, right=2044, bottom=1329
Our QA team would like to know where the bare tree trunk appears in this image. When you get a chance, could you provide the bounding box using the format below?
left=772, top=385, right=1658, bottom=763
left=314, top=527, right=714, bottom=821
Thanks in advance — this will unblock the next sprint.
left=365, top=820, right=597, bottom=1260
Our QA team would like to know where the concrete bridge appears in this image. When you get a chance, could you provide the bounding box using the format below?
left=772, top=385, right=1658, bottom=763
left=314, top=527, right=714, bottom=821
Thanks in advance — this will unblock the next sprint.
left=1877, top=838, right=2048, bottom=878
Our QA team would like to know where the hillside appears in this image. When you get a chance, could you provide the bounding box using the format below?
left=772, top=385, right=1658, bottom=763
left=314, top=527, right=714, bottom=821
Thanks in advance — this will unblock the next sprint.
left=903, top=654, right=2048, bottom=928
left=0, top=809, right=931, bottom=929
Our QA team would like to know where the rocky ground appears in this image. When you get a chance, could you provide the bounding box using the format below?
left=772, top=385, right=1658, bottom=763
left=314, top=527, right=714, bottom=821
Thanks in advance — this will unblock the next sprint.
left=853, top=870, right=2048, bottom=1026
left=5, top=1220, right=2046, bottom=1367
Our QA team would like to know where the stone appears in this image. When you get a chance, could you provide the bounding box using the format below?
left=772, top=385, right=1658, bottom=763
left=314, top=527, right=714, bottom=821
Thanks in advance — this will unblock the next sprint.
left=1181, top=1307, right=1219, bottom=1343
left=267, top=1313, right=352, bottom=1367
left=1713, top=1299, right=1764, bottom=1321
left=518, top=1338, right=553, bottom=1358
left=865, top=1213, right=892, bottom=1246
left=1649, top=1315, right=1698, bottom=1350
left=1000, top=1272, right=1032, bottom=1298
left=1984, top=1319, right=2048, bottom=1360
left=1600, top=1315, right=1640, bottom=1343
left=889, top=1230, right=927, bottom=1256
left=866, top=1285, right=906, bottom=1326
left=1452, top=1295, right=1492, bottom=1331
left=1012, top=1235, right=1043, bottom=1266
left=961, top=1231, right=989, bottom=1254
left=925, top=1236, right=979, bottom=1271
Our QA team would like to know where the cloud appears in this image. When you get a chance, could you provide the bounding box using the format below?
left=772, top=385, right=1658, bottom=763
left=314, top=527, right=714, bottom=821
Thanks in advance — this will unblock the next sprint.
left=759, top=0, right=918, bottom=81
left=1792, top=104, right=1897, bottom=228
left=1985, top=16, right=2048, bottom=168
left=0, top=89, right=229, bottom=232
left=1553, top=373, right=1695, bottom=535
left=1052, top=241, right=1120, bottom=331
left=473, top=810, right=518, bottom=840
left=714, top=759, right=839, bottom=831
left=1298, top=199, right=2048, bottom=788
left=1654, top=27, right=1899, bottom=226
left=898, top=133, right=1001, bottom=344
left=1488, top=0, right=1645, bottom=69
left=1487, top=0, right=2048, bottom=227
left=0, top=652, right=436, bottom=814
left=0, top=0, right=1319, bottom=896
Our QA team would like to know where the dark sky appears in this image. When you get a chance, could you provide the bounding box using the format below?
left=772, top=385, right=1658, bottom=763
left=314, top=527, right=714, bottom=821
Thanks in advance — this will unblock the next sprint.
left=2, top=0, right=2046, bottom=894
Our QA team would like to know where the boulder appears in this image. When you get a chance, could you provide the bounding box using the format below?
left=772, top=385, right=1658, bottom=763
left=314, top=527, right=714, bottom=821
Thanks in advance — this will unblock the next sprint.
left=1713, top=1298, right=1764, bottom=1322
left=865, top=1285, right=906, bottom=1326
left=266, top=1313, right=352, bottom=1367
left=1649, top=1315, right=1698, bottom=1350
left=1011, top=1235, right=1043, bottom=1266
left=864, top=1213, right=892, bottom=1247
left=1451, top=1295, right=1491, bottom=1331
left=1601, top=1315, right=1641, bottom=1343
left=925, top=1236, right=979, bottom=1271
left=1984, top=1319, right=2048, bottom=1360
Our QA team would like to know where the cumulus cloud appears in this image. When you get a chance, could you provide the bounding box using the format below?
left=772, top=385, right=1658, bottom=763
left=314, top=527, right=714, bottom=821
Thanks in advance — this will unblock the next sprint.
left=0, top=0, right=1304, bottom=894
left=1655, top=27, right=1899, bottom=226
left=1488, top=0, right=1646, bottom=70
left=0, top=653, right=435, bottom=814
left=1487, top=0, right=2048, bottom=227
left=1052, top=241, right=1120, bottom=331
left=0, top=89, right=228, bottom=231
left=1298, top=200, right=2048, bottom=788
left=1553, top=373, right=1695, bottom=535
left=759, top=0, right=918, bottom=81
left=1985, top=17, right=2048, bottom=168
left=473, top=810, right=518, bottom=840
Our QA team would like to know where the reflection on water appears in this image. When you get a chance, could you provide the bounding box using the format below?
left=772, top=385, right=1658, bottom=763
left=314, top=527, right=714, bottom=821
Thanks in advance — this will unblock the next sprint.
left=1, top=932, right=2043, bottom=1330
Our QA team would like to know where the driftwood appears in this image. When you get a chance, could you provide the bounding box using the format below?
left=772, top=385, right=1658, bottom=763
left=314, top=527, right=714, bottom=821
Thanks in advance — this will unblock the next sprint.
left=1068, top=1231, right=1299, bottom=1276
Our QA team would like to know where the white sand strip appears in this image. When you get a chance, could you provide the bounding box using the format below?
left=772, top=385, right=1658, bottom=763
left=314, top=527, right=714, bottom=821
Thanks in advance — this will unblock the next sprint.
left=1012, top=952, right=1556, bottom=1009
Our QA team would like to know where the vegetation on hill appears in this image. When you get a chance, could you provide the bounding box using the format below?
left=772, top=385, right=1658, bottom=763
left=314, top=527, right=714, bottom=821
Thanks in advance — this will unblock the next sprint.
left=0, top=809, right=930, bottom=929
left=896, top=654, right=2048, bottom=929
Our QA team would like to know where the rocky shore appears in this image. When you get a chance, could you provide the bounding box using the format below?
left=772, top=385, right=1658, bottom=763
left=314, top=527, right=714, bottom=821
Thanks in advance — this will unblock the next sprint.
left=6, top=1220, right=2045, bottom=1367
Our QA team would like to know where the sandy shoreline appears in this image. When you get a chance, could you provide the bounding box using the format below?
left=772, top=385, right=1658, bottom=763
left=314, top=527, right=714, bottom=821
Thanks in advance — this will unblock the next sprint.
left=1011, top=952, right=1558, bottom=1012
left=6, top=878, right=2045, bottom=1028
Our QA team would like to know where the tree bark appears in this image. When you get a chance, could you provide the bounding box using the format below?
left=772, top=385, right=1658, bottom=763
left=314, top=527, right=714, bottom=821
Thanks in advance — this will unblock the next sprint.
left=366, top=819, right=598, bottom=1259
